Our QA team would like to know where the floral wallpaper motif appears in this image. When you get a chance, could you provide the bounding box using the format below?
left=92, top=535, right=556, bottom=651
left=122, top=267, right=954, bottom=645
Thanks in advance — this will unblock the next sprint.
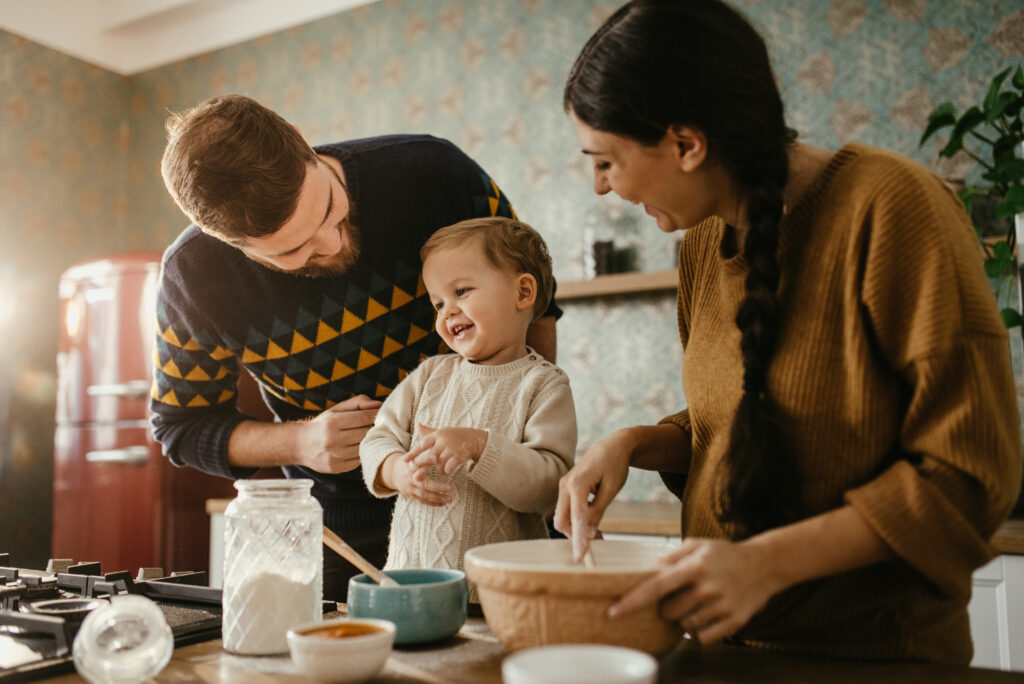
left=1, top=0, right=1021, bottom=564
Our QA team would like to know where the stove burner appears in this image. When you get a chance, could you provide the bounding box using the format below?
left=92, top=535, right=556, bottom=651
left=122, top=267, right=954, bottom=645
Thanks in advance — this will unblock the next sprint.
left=0, top=555, right=227, bottom=682
left=21, top=598, right=106, bottom=622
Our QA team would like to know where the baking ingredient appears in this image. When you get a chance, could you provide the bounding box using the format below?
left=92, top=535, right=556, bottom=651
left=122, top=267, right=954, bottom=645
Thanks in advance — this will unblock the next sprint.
left=223, top=571, right=318, bottom=654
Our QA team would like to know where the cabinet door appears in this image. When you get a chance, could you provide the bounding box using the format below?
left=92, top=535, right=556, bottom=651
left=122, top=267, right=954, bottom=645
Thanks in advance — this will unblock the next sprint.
left=969, top=556, right=1009, bottom=670
left=969, top=554, right=1024, bottom=671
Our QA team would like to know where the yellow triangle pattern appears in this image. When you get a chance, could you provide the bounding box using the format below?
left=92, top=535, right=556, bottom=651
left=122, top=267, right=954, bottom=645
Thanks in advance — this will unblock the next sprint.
left=283, top=375, right=303, bottom=391
left=183, top=337, right=203, bottom=351
left=211, top=345, right=235, bottom=360
left=162, top=359, right=183, bottom=379
left=261, top=373, right=284, bottom=390
left=306, top=369, right=328, bottom=389
left=266, top=340, right=288, bottom=360
left=340, top=310, right=364, bottom=333
left=489, top=196, right=499, bottom=215
left=159, top=390, right=180, bottom=406
left=407, top=324, right=429, bottom=345
left=187, top=394, right=210, bottom=407
left=331, top=360, right=354, bottom=380
left=357, top=349, right=380, bottom=370
left=303, top=399, right=321, bottom=411
left=214, top=365, right=230, bottom=380
left=291, top=332, right=313, bottom=355
left=160, top=325, right=182, bottom=348
left=375, top=384, right=392, bottom=397
left=391, top=286, right=412, bottom=309
left=241, top=348, right=265, bottom=363
left=381, top=336, right=403, bottom=358
left=184, top=366, right=212, bottom=381
left=365, top=297, right=388, bottom=322
left=217, top=389, right=235, bottom=403
left=315, top=321, right=339, bottom=345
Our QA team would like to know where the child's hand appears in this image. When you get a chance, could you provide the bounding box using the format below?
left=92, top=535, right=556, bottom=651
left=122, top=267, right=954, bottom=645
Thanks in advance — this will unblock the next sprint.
left=380, top=452, right=452, bottom=506
left=403, top=423, right=488, bottom=475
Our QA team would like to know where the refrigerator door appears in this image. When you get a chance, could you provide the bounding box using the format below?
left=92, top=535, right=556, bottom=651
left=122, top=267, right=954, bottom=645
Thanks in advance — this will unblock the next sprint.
left=52, top=253, right=239, bottom=575
left=56, top=254, right=162, bottom=426
left=53, top=422, right=162, bottom=573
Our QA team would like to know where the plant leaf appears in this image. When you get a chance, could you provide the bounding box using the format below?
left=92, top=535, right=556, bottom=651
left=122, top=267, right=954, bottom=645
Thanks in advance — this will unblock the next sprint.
left=986, top=91, right=1017, bottom=125
left=1001, top=307, right=1023, bottom=329
left=941, top=106, right=985, bottom=158
left=984, top=66, right=1013, bottom=116
left=996, top=185, right=1024, bottom=218
left=984, top=159, right=1024, bottom=185
left=919, top=102, right=957, bottom=146
left=992, top=239, right=1013, bottom=262
left=1013, top=65, right=1024, bottom=91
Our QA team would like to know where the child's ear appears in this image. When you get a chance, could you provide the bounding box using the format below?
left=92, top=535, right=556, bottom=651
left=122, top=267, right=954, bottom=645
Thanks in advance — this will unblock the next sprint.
left=515, top=274, right=538, bottom=312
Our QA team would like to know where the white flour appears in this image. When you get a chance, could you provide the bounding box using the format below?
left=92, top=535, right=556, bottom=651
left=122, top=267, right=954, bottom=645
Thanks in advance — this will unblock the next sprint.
left=222, top=571, right=318, bottom=655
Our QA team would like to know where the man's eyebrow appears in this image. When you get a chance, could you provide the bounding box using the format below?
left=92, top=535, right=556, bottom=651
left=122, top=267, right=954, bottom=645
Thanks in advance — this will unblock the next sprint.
left=270, top=167, right=334, bottom=257
left=581, top=148, right=602, bottom=155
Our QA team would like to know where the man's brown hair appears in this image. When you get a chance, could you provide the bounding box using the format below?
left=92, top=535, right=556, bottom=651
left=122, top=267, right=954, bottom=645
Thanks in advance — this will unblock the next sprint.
left=161, top=95, right=318, bottom=242
left=421, top=217, right=554, bottom=320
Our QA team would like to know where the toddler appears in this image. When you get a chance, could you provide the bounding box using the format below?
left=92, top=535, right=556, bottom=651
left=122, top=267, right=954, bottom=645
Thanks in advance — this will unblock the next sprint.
left=359, top=217, right=577, bottom=594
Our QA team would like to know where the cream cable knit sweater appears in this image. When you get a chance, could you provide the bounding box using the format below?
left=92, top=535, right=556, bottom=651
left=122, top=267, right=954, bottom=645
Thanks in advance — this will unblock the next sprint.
left=360, top=349, right=577, bottom=595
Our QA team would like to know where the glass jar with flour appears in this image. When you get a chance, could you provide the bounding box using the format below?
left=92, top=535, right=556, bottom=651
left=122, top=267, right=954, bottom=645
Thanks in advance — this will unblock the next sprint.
left=222, top=479, right=322, bottom=654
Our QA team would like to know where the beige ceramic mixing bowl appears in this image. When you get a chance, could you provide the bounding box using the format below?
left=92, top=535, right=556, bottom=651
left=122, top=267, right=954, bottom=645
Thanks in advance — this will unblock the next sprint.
left=464, top=539, right=684, bottom=655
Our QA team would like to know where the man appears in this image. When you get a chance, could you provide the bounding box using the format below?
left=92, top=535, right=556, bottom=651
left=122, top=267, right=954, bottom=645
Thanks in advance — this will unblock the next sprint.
left=151, top=95, right=560, bottom=598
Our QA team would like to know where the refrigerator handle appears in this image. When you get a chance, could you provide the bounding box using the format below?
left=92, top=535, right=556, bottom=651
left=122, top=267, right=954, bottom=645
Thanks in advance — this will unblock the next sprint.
left=86, top=380, right=151, bottom=399
left=85, top=446, right=150, bottom=465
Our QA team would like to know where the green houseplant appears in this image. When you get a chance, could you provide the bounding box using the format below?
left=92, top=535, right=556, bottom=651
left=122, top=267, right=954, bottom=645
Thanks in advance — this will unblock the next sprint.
left=920, top=64, right=1024, bottom=327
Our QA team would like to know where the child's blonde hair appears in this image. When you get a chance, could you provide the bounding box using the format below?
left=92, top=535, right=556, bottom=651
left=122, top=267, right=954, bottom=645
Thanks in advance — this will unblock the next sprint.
left=421, top=217, right=554, bottom=320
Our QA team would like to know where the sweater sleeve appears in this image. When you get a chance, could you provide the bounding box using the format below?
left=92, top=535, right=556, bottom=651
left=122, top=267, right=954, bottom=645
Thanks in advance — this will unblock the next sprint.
left=842, top=162, right=1022, bottom=596
left=469, top=373, right=577, bottom=513
left=359, top=360, right=431, bottom=497
left=149, top=262, right=258, bottom=480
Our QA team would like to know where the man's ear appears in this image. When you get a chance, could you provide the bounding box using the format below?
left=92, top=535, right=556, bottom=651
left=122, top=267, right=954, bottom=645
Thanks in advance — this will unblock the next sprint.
left=667, top=124, right=708, bottom=173
left=515, top=274, right=538, bottom=312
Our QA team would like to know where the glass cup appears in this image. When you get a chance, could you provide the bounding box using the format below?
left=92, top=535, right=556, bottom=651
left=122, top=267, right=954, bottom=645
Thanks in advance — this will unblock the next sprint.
left=72, top=594, right=173, bottom=684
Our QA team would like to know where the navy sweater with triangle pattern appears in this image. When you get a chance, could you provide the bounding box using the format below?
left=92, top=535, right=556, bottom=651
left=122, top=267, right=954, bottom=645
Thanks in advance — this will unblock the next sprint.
left=150, top=134, right=560, bottom=532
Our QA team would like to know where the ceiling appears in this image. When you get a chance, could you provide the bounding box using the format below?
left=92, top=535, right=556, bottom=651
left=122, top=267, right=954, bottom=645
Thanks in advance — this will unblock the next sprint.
left=0, top=0, right=377, bottom=75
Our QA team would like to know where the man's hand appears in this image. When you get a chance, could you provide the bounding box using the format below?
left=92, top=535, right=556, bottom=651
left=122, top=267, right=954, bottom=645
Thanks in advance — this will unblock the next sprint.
left=297, top=394, right=381, bottom=473
left=379, top=452, right=452, bottom=506
left=403, top=423, right=488, bottom=475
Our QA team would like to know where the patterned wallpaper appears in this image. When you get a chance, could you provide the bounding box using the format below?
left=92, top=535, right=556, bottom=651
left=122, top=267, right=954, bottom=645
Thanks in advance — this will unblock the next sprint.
left=1, top=0, right=1021, bottom=565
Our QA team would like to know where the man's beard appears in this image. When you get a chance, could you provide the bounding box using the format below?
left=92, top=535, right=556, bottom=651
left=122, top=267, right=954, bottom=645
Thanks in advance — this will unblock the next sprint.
left=294, top=220, right=361, bottom=278
left=248, top=217, right=361, bottom=278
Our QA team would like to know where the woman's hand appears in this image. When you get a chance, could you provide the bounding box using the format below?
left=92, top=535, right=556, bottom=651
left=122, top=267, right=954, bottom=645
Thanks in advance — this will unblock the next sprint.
left=609, top=537, right=783, bottom=644
left=379, top=452, right=452, bottom=506
left=553, top=429, right=636, bottom=562
left=403, top=423, right=488, bottom=474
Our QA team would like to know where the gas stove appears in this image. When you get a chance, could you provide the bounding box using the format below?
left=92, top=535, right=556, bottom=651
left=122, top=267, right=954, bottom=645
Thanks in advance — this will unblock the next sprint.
left=0, top=553, right=222, bottom=683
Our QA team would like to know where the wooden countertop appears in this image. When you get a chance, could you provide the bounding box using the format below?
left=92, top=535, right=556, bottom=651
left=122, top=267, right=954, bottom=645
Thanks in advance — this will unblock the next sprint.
left=207, top=499, right=1024, bottom=554
left=41, top=614, right=1024, bottom=683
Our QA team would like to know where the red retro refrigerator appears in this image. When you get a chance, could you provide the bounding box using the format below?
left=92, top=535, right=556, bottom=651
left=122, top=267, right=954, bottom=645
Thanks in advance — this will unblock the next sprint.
left=52, top=253, right=241, bottom=575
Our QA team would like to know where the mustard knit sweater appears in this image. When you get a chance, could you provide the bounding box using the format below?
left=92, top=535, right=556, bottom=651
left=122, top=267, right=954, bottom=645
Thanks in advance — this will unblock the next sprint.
left=660, top=143, right=1022, bottom=663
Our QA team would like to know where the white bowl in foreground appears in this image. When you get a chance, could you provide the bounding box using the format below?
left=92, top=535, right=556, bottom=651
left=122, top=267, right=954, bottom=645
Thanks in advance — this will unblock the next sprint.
left=465, top=539, right=683, bottom=655
left=286, top=617, right=395, bottom=683
left=502, top=644, right=658, bottom=684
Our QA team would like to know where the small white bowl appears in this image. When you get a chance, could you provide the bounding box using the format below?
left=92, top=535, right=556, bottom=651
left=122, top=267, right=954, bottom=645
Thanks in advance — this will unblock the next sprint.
left=502, top=644, right=658, bottom=684
left=286, top=617, right=395, bottom=683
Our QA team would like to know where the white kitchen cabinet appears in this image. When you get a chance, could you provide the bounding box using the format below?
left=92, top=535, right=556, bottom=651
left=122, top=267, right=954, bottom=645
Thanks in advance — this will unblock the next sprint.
left=969, top=554, right=1024, bottom=671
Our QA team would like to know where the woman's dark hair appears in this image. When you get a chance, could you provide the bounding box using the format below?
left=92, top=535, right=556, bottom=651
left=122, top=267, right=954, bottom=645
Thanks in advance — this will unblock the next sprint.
left=565, top=0, right=799, bottom=538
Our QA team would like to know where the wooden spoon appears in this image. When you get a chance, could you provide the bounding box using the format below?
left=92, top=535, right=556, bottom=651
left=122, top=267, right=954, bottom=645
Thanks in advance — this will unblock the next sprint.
left=322, top=526, right=400, bottom=587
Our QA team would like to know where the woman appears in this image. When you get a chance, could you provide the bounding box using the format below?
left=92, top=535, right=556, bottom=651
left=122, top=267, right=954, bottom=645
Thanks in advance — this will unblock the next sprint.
left=553, top=0, right=1021, bottom=664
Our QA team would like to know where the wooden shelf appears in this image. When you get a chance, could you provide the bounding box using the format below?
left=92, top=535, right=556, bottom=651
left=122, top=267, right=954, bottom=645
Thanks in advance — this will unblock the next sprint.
left=555, top=269, right=678, bottom=301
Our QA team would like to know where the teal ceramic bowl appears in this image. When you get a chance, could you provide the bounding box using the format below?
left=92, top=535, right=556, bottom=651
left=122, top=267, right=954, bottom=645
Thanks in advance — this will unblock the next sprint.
left=347, top=569, right=467, bottom=645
